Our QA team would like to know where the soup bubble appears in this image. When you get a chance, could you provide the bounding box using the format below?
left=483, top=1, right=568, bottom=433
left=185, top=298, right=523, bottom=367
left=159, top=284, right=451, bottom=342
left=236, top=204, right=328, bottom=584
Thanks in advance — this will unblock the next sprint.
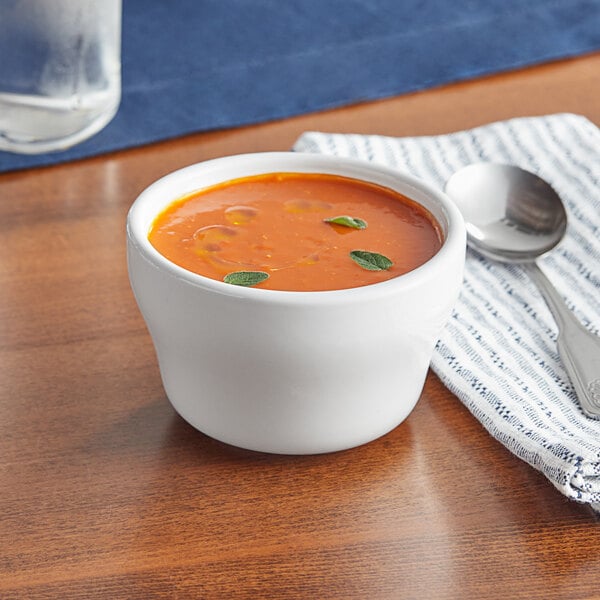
left=193, top=225, right=237, bottom=254
left=224, top=206, right=258, bottom=225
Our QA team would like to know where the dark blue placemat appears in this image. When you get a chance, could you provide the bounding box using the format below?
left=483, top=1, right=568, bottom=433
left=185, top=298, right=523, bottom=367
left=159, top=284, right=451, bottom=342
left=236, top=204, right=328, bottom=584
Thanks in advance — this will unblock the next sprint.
left=2, top=0, right=600, bottom=172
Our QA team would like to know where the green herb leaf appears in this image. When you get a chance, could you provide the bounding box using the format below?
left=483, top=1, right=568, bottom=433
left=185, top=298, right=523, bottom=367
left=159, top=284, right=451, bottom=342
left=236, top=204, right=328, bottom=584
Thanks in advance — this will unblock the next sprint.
left=324, top=215, right=367, bottom=230
left=349, top=250, right=393, bottom=271
left=223, top=271, right=270, bottom=286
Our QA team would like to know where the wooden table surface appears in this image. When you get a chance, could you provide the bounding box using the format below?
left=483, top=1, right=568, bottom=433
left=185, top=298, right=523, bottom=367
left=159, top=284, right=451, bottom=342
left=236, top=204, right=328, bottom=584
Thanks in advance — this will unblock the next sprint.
left=2, top=53, right=600, bottom=599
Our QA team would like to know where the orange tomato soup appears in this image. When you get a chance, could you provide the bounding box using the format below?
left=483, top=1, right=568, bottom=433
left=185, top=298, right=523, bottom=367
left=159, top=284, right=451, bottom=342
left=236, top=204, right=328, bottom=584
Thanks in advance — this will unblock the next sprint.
left=148, top=172, right=443, bottom=291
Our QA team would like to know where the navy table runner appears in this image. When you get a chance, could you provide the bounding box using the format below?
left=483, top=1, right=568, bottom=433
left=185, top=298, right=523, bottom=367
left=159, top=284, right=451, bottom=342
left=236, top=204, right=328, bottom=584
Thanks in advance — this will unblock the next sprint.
left=1, top=0, right=600, bottom=172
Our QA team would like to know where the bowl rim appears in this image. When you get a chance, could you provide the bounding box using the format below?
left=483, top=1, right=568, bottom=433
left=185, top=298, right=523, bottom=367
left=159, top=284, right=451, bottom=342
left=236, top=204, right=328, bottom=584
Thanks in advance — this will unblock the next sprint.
left=127, top=152, right=465, bottom=304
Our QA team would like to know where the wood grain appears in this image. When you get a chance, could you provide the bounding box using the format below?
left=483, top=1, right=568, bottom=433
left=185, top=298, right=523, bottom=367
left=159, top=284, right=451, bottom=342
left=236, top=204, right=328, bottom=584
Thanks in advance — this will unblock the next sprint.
left=1, top=53, right=600, bottom=599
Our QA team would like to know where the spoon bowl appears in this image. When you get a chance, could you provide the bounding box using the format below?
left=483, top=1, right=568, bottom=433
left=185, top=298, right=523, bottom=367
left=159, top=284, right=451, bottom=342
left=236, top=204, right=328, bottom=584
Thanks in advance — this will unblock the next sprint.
left=445, top=163, right=567, bottom=262
left=445, top=162, right=600, bottom=419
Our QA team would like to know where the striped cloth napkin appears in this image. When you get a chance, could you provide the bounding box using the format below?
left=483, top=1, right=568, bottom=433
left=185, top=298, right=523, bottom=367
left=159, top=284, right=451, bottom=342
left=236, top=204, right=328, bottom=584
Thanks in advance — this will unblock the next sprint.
left=294, top=113, right=600, bottom=508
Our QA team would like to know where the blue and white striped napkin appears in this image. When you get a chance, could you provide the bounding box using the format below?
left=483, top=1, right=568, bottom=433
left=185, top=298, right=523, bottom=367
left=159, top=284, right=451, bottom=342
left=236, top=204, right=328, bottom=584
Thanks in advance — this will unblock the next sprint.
left=294, top=113, right=600, bottom=507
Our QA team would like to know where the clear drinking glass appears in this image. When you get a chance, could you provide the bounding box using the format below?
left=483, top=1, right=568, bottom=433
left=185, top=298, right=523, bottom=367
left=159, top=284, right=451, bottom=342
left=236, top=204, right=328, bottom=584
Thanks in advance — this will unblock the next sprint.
left=0, top=0, right=122, bottom=154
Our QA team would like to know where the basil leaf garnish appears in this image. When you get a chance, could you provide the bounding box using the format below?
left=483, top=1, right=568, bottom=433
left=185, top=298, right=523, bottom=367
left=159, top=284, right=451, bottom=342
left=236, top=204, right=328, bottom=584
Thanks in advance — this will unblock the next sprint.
left=324, top=215, right=367, bottom=230
left=223, top=271, right=269, bottom=286
left=349, top=250, right=393, bottom=271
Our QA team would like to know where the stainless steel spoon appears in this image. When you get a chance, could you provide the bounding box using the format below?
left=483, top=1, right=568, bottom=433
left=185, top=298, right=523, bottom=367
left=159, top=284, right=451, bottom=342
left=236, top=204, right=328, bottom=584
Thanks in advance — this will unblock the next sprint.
left=445, top=162, right=600, bottom=418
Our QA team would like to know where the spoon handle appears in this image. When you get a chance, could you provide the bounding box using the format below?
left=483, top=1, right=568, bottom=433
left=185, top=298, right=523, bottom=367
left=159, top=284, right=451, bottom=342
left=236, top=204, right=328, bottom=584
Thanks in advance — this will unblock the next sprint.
left=525, top=262, right=600, bottom=419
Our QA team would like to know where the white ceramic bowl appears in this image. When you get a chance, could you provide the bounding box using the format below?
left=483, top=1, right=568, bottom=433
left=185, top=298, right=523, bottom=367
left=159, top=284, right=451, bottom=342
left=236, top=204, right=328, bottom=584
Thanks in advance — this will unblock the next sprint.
left=127, top=152, right=465, bottom=454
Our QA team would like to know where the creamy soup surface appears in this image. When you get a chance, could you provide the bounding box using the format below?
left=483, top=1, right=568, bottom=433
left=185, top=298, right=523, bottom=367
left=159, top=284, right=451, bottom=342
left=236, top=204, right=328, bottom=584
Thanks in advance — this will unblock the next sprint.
left=148, top=172, right=443, bottom=291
